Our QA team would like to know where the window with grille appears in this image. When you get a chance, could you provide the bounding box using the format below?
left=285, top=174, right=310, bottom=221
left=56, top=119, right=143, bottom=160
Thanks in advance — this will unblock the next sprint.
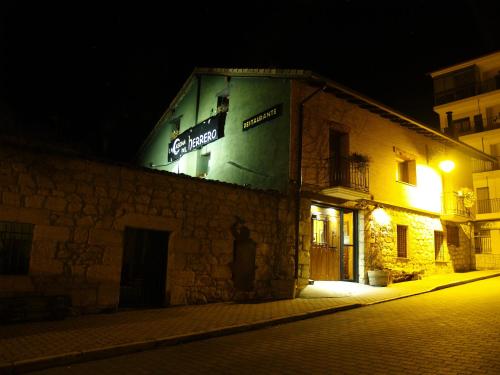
left=435, top=231, right=445, bottom=261
left=475, top=230, right=491, bottom=254
left=397, top=225, right=408, bottom=258
left=446, top=225, right=459, bottom=247
left=0, top=221, right=34, bottom=275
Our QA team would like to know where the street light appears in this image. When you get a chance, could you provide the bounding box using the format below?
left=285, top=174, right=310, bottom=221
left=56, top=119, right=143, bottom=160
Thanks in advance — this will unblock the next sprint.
left=439, top=160, right=455, bottom=173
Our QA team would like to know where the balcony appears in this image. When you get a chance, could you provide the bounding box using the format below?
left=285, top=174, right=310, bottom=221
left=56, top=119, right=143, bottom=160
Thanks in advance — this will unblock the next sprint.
left=472, top=158, right=498, bottom=173
left=434, top=77, right=500, bottom=106
left=321, top=157, right=370, bottom=200
left=441, top=192, right=473, bottom=222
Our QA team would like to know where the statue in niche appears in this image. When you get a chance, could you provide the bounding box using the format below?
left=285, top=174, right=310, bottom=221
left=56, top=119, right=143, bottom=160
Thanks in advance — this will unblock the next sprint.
left=230, top=216, right=256, bottom=291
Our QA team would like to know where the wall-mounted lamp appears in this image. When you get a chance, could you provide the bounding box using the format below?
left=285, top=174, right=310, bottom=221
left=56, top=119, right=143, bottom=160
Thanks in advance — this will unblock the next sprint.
left=439, top=160, right=455, bottom=173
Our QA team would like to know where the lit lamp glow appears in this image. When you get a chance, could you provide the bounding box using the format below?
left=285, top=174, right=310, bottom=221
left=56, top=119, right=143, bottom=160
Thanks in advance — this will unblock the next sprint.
left=439, top=160, right=455, bottom=173
left=372, top=207, right=391, bottom=225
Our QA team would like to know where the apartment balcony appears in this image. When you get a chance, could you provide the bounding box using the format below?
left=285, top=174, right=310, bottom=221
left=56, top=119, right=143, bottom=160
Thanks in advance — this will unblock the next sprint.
left=474, top=198, right=500, bottom=221
left=434, top=77, right=500, bottom=106
left=441, top=192, right=473, bottom=222
left=321, top=157, right=371, bottom=201
left=472, top=158, right=498, bottom=173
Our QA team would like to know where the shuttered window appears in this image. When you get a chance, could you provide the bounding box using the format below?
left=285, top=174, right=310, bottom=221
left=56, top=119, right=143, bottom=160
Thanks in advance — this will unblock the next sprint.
left=435, top=231, right=445, bottom=261
left=0, top=221, right=34, bottom=275
left=397, top=225, right=407, bottom=258
left=446, top=225, right=459, bottom=247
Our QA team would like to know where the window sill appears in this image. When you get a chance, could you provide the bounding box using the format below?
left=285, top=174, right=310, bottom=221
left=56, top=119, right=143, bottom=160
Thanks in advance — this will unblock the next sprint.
left=396, top=257, right=409, bottom=262
left=396, top=180, right=416, bottom=187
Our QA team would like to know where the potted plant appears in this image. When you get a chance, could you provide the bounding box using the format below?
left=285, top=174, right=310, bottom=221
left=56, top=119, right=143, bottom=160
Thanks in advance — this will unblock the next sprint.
left=349, top=152, right=370, bottom=164
left=365, top=243, right=391, bottom=287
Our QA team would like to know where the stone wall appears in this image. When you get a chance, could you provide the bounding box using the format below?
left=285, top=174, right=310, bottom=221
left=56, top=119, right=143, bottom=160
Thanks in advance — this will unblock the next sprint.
left=0, top=140, right=295, bottom=313
left=364, top=206, right=457, bottom=279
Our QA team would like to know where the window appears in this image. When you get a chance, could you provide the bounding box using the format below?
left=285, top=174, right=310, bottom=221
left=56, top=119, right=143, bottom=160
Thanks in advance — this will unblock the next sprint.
left=396, top=225, right=408, bottom=258
left=446, top=225, right=459, bottom=247
left=312, top=216, right=328, bottom=245
left=434, top=231, right=445, bottom=261
left=394, top=147, right=416, bottom=185
left=169, top=117, right=181, bottom=140
left=476, top=187, right=491, bottom=214
left=397, top=160, right=416, bottom=185
left=197, top=153, right=210, bottom=178
left=217, top=95, right=229, bottom=113
left=475, top=230, right=491, bottom=254
left=0, top=221, right=34, bottom=275
left=453, top=117, right=471, bottom=133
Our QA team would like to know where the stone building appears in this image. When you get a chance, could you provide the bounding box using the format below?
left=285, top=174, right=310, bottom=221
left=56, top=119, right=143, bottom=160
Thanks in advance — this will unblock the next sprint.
left=0, top=137, right=294, bottom=314
left=138, top=68, right=494, bottom=291
left=1, top=67, right=496, bottom=317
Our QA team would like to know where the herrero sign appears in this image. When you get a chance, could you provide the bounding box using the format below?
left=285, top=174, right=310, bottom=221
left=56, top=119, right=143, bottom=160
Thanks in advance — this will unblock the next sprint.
left=168, top=114, right=225, bottom=162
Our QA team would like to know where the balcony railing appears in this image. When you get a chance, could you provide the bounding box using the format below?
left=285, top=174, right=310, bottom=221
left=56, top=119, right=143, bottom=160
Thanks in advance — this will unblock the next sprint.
left=442, top=192, right=472, bottom=218
left=475, top=235, right=492, bottom=254
left=476, top=198, right=500, bottom=214
left=473, top=158, right=497, bottom=173
left=434, top=77, right=500, bottom=105
left=329, top=157, right=369, bottom=193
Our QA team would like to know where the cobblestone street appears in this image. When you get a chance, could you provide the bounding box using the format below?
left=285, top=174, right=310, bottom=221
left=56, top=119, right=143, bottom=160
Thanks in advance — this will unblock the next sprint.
left=31, top=276, right=500, bottom=375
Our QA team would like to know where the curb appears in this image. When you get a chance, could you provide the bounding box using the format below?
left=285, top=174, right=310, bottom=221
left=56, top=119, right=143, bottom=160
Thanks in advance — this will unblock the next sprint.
left=1, top=273, right=499, bottom=374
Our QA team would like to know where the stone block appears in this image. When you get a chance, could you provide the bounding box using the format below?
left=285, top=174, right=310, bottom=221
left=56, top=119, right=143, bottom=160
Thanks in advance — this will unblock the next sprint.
left=34, top=225, right=70, bottom=241
left=89, top=228, right=122, bottom=245
left=45, top=197, right=67, bottom=212
left=169, top=286, right=187, bottom=305
left=172, top=271, right=195, bottom=286
left=212, top=265, right=232, bottom=279
left=3, top=191, right=21, bottom=206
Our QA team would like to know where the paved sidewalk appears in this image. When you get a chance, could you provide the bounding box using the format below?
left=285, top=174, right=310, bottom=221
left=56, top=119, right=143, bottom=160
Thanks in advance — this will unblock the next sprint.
left=1, top=270, right=499, bottom=374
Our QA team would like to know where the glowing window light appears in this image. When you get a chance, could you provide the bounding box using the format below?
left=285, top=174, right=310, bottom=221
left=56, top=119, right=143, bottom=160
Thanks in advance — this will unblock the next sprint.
left=439, top=160, right=455, bottom=173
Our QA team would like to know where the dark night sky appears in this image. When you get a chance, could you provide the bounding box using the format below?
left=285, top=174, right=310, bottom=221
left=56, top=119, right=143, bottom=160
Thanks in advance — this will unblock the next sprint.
left=1, top=1, right=500, bottom=162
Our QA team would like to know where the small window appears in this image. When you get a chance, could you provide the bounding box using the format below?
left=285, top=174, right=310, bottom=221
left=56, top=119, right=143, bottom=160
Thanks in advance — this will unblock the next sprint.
left=217, top=95, right=229, bottom=113
left=312, top=216, right=328, bottom=245
left=0, top=221, right=34, bottom=275
left=396, top=225, right=408, bottom=258
left=197, top=153, right=210, bottom=178
left=397, top=159, right=416, bottom=185
left=453, top=117, right=471, bottom=133
left=446, top=225, right=459, bottom=247
left=435, top=231, right=445, bottom=261
left=169, top=117, right=181, bottom=140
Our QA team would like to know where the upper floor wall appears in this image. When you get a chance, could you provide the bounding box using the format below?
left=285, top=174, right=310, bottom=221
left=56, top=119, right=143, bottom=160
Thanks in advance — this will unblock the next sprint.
left=432, top=52, right=500, bottom=136
left=137, top=74, right=291, bottom=193
left=293, top=81, right=475, bottom=215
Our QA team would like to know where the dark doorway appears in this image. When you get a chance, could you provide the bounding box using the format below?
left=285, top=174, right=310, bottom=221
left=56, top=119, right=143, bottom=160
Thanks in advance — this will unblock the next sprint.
left=119, top=227, right=169, bottom=308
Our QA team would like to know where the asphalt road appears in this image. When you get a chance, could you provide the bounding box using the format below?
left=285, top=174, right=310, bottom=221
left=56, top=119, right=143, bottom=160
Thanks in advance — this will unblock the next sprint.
left=31, top=277, right=500, bottom=375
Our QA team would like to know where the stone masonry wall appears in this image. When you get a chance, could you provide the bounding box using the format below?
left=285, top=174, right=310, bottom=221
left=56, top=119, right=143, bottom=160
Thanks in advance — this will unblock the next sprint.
left=0, top=140, right=295, bottom=313
left=364, top=206, right=455, bottom=279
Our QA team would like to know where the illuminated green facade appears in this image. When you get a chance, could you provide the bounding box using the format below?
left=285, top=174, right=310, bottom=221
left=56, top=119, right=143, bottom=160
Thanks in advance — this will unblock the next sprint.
left=138, top=71, right=292, bottom=192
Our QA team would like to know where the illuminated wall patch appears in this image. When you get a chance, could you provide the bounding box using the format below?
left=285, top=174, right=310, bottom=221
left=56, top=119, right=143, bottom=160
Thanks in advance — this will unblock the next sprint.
left=242, top=104, right=282, bottom=131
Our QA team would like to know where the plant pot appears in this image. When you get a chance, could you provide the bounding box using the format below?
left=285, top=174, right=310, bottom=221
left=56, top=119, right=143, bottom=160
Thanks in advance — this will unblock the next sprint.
left=367, top=269, right=390, bottom=287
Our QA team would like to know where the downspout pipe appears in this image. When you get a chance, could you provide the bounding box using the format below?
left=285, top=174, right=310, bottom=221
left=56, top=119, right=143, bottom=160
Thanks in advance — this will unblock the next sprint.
left=294, top=85, right=327, bottom=280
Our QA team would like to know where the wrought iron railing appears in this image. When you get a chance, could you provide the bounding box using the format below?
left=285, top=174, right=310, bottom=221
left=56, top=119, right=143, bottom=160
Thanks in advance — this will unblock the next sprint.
left=435, top=77, right=500, bottom=105
left=442, top=192, right=472, bottom=218
left=475, top=235, right=492, bottom=254
left=472, top=158, right=497, bottom=173
left=329, top=157, right=369, bottom=192
left=476, top=198, right=500, bottom=214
